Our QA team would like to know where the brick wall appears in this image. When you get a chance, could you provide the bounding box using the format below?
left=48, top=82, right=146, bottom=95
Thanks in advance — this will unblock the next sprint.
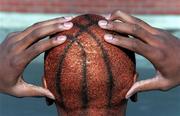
left=0, top=0, right=180, bottom=14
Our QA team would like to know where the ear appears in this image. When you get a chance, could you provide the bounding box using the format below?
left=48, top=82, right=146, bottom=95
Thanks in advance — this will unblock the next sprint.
left=130, top=73, right=138, bottom=102
left=42, top=76, right=54, bottom=106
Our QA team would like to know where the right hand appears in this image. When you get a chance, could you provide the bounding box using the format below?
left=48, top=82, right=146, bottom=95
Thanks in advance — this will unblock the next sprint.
left=0, top=16, right=73, bottom=99
left=98, top=10, right=180, bottom=99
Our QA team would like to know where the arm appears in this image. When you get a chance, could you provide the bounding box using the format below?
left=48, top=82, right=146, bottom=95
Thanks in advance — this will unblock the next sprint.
left=0, top=16, right=73, bottom=99
left=98, top=10, right=180, bottom=98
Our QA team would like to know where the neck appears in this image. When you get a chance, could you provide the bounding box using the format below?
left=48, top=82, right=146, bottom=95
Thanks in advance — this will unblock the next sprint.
left=56, top=104, right=127, bottom=116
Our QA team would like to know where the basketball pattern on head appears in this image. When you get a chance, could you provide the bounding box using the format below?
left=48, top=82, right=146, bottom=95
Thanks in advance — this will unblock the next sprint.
left=44, top=14, right=136, bottom=112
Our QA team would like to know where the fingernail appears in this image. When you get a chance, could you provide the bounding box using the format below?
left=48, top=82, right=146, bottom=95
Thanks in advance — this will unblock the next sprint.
left=63, top=22, right=73, bottom=29
left=64, top=16, right=72, bottom=20
left=104, top=14, right=111, bottom=20
left=55, top=35, right=67, bottom=43
left=104, top=34, right=113, bottom=42
left=125, top=94, right=130, bottom=99
left=49, top=93, right=55, bottom=100
left=98, top=20, right=108, bottom=28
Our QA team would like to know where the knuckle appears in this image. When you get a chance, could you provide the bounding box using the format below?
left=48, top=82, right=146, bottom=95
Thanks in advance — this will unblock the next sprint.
left=30, top=24, right=57, bottom=38
left=7, top=44, right=17, bottom=53
left=4, top=32, right=19, bottom=44
left=113, top=10, right=121, bottom=16
left=6, top=32, right=17, bottom=38
left=155, top=35, right=166, bottom=43
left=132, top=24, right=142, bottom=34
left=50, top=23, right=59, bottom=31
left=158, top=28, right=170, bottom=35
left=108, top=22, right=118, bottom=30
left=30, top=29, right=41, bottom=38
left=33, top=44, right=45, bottom=53
left=1, top=40, right=11, bottom=50
left=49, top=39, right=56, bottom=45
left=155, top=28, right=165, bottom=33
left=158, top=39, right=167, bottom=46
left=155, top=29, right=174, bottom=40
left=134, top=17, right=143, bottom=24
left=53, top=23, right=59, bottom=28
left=31, top=22, right=42, bottom=28
left=154, top=49, right=166, bottom=61
left=9, top=55, right=23, bottom=68
left=3, top=32, right=21, bottom=49
left=153, top=35, right=168, bottom=48
left=160, top=39, right=169, bottom=47
left=10, top=57, right=17, bottom=67
left=131, top=39, right=139, bottom=50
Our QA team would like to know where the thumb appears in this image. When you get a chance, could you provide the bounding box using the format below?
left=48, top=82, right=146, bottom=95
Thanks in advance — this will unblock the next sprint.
left=126, top=77, right=163, bottom=99
left=10, top=80, right=55, bottom=100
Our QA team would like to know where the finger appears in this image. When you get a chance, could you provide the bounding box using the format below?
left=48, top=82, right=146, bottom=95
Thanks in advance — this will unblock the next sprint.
left=14, top=16, right=74, bottom=41
left=6, top=31, right=21, bottom=38
left=11, top=81, right=55, bottom=99
left=109, top=10, right=159, bottom=34
left=110, top=10, right=143, bottom=24
left=104, top=34, right=156, bottom=58
left=2, top=32, right=22, bottom=46
left=125, top=77, right=166, bottom=99
left=100, top=14, right=111, bottom=20
left=24, top=84, right=55, bottom=99
left=99, top=20, right=155, bottom=43
left=22, top=35, right=67, bottom=62
left=42, top=77, right=54, bottom=106
left=16, top=22, right=72, bottom=50
left=25, top=16, right=73, bottom=33
left=42, top=76, right=47, bottom=88
left=130, top=73, right=138, bottom=102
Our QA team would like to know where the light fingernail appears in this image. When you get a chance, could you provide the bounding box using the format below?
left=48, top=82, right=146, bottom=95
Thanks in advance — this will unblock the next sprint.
left=98, top=20, right=108, bottom=28
left=104, top=14, right=111, bottom=20
left=126, top=94, right=130, bottom=99
left=64, top=16, right=72, bottom=20
left=48, top=93, right=55, bottom=100
left=63, top=22, right=73, bottom=29
left=55, top=35, right=67, bottom=43
left=104, top=34, right=113, bottom=42
left=58, top=22, right=73, bottom=29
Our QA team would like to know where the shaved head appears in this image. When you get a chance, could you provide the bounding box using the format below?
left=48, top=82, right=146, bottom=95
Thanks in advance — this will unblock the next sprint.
left=44, top=14, right=137, bottom=116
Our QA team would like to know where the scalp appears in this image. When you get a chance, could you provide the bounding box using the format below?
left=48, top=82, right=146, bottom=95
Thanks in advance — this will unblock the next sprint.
left=44, top=14, right=136, bottom=111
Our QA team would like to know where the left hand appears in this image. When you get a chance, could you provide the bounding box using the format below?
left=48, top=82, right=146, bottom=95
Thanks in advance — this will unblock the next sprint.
left=98, top=10, right=180, bottom=99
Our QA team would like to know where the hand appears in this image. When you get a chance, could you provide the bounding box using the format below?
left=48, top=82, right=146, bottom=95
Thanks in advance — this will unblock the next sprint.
left=0, top=17, right=73, bottom=99
left=98, top=10, right=180, bottom=99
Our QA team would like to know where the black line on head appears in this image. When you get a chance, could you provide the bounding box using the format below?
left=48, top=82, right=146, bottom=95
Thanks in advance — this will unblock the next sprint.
left=75, top=39, right=89, bottom=109
left=55, top=28, right=89, bottom=111
left=87, top=30, right=114, bottom=108
left=67, top=34, right=89, bottom=109
left=55, top=14, right=113, bottom=112
left=77, top=15, right=115, bottom=108
left=55, top=39, right=75, bottom=110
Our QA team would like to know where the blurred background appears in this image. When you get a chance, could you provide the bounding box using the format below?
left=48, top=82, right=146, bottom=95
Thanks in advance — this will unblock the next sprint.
left=0, top=0, right=180, bottom=116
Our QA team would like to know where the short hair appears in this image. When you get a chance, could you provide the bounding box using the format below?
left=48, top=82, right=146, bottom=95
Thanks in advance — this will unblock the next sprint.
left=44, top=14, right=136, bottom=112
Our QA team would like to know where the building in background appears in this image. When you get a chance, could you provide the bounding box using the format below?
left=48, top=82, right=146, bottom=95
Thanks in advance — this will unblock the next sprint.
left=0, top=1, right=180, bottom=116
left=0, top=0, right=180, bottom=14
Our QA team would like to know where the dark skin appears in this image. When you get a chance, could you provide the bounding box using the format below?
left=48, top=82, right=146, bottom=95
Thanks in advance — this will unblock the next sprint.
left=0, top=16, right=73, bottom=99
left=0, top=10, right=179, bottom=109
left=98, top=10, right=180, bottom=99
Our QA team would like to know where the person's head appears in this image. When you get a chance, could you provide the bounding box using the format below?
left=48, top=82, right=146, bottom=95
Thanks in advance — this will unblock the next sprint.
left=43, top=14, right=137, bottom=116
